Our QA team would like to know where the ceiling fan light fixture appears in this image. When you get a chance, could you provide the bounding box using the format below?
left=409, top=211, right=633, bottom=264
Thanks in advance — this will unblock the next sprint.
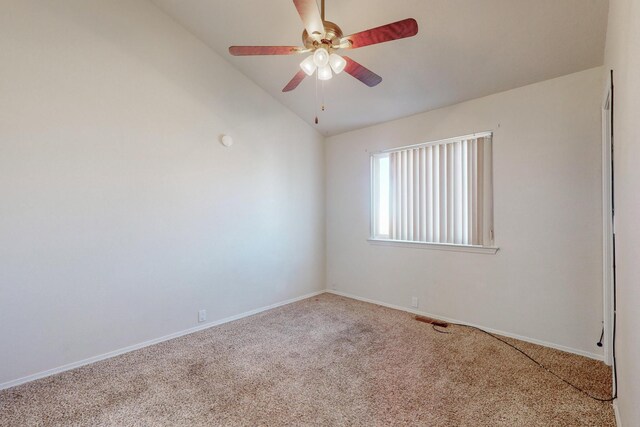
left=317, top=65, right=333, bottom=81
left=329, top=53, right=346, bottom=74
left=313, top=47, right=330, bottom=67
left=300, top=55, right=317, bottom=76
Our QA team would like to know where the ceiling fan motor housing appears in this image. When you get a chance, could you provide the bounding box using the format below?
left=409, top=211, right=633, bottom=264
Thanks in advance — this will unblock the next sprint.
left=302, top=21, right=345, bottom=50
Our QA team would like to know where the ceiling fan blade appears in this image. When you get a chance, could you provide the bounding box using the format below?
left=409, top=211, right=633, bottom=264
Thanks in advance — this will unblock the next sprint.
left=342, top=18, right=418, bottom=49
left=229, top=46, right=305, bottom=56
left=343, top=57, right=382, bottom=87
left=283, top=70, right=308, bottom=92
left=293, top=0, right=325, bottom=38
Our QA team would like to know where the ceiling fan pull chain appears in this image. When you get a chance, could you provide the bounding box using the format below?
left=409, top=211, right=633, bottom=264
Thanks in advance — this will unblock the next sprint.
left=321, top=80, right=325, bottom=112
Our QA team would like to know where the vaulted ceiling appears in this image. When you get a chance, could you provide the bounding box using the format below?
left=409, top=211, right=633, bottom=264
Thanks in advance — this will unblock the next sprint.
left=152, top=0, right=609, bottom=136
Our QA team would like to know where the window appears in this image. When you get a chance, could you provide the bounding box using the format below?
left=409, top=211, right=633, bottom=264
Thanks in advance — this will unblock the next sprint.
left=371, top=133, right=495, bottom=249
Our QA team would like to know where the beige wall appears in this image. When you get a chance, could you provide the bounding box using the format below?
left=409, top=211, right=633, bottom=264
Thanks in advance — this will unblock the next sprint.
left=326, top=68, right=604, bottom=359
left=603, top=0, right=640, bottom=424
left=0, top=0, right=325, bottom=386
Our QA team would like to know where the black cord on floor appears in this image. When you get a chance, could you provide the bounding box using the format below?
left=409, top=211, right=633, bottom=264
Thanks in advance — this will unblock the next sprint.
left=431, top=324, right=450, bottom=334
left=431, top=323, right=616, bottom=403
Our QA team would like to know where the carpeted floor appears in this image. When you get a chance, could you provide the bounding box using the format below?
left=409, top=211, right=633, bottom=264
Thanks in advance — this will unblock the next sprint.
left=0, top=293, right=614, bottom=426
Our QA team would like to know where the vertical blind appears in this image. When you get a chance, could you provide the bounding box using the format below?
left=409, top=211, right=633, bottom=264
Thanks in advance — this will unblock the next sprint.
left=385, top=135, right=490, bottom=246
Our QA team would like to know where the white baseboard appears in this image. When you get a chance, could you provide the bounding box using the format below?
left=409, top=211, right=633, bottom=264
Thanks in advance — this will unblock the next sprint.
left=0, top=290, right=324, bottom=391
left=326, top=289, right=604, bottom=362
left=613, top=400, right=622, bottom=427
left=1, top=289, right=606, bottom=392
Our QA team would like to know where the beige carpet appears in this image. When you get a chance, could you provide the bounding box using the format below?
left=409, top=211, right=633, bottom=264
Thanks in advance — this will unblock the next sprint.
left=0, top=293, right=614, bottom=426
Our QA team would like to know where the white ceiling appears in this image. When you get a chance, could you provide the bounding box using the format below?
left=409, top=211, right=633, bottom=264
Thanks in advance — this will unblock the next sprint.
left=152, top=0, right=609, bottom=136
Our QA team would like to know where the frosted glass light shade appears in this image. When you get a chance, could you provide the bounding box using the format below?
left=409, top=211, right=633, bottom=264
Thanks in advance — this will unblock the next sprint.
left=300, top=55, right=317, bottom=76
left=329, top=54, right=347, bottom=74
left=313, top=48, right=330, bottom=67
left=317, top=65, right=333, bottom=81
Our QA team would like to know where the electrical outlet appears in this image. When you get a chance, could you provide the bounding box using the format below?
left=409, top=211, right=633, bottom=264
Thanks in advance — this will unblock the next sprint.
left=198, top=309, right=206, bottom=323
left=411, top=296, right=419, bottom=308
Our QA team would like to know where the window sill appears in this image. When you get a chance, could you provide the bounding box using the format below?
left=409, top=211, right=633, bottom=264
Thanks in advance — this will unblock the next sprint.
left=367, top=239, right=499, bottom=254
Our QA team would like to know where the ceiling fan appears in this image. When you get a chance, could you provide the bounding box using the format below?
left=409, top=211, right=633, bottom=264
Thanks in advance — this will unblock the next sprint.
left=228, top=0, right=418, bottom=93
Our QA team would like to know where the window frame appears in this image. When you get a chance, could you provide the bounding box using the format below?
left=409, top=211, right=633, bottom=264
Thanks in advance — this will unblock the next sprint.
left=370, top=152, right=391, bottom=240
left=369, top=132, right=498, bottom=254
